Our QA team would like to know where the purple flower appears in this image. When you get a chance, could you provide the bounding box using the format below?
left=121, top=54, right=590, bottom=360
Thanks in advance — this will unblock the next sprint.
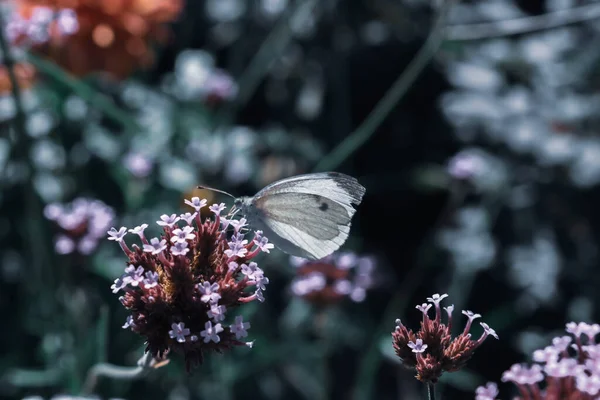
left=169, top=322, right=190, bottom=343
left=171, top=226, right=195, bottom=243
left=122, top=315, right=135, bottom=329
left=253, top=231, right=274, bottom=253
left=157, top=214, right=181, bottom=228
left=171, top=241, right=189, bottom=256
left=427, top=293, right=448, bottom=305
left=200, top=321, right=223, bottom=343
left=241, top=262, right=262, bottom=280
left=143, top=271, right=159, bottom=288
left=184, top=197, right=207, bottom=212
left=180, top=212, right=197, bottom=225
left=124, top=265, right=145, bottom=287
left=416, top=303, right=432, bottom=314
left=336, top=252, right=357, bottom=269
left=225, top=232, right=248, bottom=258
left=408, top=339, right=428, bottom=354
left=107, top=227, right=128, bottom=242
left=480, top=322, right=499, bottom=340
left=255, top=289, right=265, bottom=303
left=128, top=224, right=148, bottom=238
left=230, top=316, right=250, bottom=339
left=209, top=203, right=226, bottom=215
left=228, top=261, right=239, bottom=271
left=207, top=304, right=227, bottom=322
left=111, top=276, right=127, bottom=294
left=255, top=274, right=270, bottom=291
left=143, top=237, right=167, bottom=254
left=475, top=382, right=499, bottom=400
left=229, top=218, right=247, bottom=232
left=123, top=152, right=153, bottom=178
left=198, top=281, right=221, bottom=304
left=55, top=235, right=75, bottom=254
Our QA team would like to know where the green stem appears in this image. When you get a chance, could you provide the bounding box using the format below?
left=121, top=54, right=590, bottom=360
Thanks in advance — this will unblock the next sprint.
left=427, top=383, right=436, bottom=400
left=81, top=352, right=156, bottom=395
left=314, top=0, right=456, bottom=172
left=445, top=2, right=600, bottom=41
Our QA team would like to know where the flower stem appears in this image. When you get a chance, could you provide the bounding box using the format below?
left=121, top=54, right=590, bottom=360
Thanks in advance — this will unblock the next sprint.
left=427, top=383, right=436, bottom=400
left=314, top=0, right=457, bottom=172
left=81, top=351, right=168, bottom=395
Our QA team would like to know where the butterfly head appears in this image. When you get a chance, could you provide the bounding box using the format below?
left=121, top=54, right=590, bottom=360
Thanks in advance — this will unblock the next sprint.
left=233, top=196, right=254, bottom=216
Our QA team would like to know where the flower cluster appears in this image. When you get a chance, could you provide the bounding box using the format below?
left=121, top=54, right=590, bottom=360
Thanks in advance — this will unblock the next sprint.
left=44, top=197, right=115, bottom=255
left=7, top=0, right=183, bottom=78
left=476, top=322, right=600, bottom=400
left=289, top=252, right=375, bottom=305
left=108, top=198, right=273, bottom=370
left=392, top=293, right=498, bottom=383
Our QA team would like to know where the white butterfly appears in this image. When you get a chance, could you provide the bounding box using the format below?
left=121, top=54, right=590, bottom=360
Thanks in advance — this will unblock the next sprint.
left=233, top=172, right=365, bottom=260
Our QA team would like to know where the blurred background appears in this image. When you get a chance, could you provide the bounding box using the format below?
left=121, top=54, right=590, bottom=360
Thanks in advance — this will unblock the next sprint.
left=1, top=0, right=599, bottom=399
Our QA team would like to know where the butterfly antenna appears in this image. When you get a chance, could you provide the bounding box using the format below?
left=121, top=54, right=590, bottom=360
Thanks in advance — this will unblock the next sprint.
left=196, top=185, right=236, bottom=199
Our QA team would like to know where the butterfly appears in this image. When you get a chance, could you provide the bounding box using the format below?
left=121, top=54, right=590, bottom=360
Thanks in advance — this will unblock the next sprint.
left=231, top=172, right=365, bottom=260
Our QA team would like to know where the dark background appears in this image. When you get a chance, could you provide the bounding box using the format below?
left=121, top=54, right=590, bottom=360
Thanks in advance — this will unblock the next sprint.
left=1, top=0, right=597, bottom=399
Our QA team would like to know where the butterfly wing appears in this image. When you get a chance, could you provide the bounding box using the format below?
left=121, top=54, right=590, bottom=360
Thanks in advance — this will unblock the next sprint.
left=251, top=173, right=365, bottom=260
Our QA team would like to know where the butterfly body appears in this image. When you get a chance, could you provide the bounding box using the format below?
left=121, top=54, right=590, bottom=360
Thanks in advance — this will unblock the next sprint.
left=235, top=172, right=365, bottom=260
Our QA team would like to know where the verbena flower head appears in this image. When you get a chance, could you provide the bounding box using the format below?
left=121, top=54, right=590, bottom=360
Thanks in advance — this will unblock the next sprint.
left=44, top=198, right=115, bottom=255
left=289, top=252, right=375, bottom=305
left=392, top=293, right=498, bottom=383
left=108, top=198, right=271, bottom=370
left=475, top=321, right=600, bottom=399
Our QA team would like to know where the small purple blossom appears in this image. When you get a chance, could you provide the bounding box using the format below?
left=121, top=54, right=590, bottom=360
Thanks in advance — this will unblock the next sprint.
left=157, top=214, right=181, bottom=228
left=253, top=231, right=275, bottom=253
left=475, top=382, right=499, bottom=400
left=124, top=265, right=145, bottom=287
left=200, top=321, right=223, bottom=343
left=230, top=316, right=250, bottom=339
left=480, top=322, right=499, bottom=340
left=408, top=339, right=428, bottom=354
left=169, top=322, right=191, bottom=343
left=184, top=197, right=207, bottom=212
left=111, top=276, right=127, bottom=294
left=241, top=262, right=262, bottom=280
left=229, top=218, right=247, bottom=232
left=225, top=232, right=248, bottom=258
left=171, top=241, right=190, bottom=256
left=427, top=293, right=448, bottom=305
left=462, top=310, right=482, bottom=320
left=209, top=203, right=226, bottom=215
left=255, top=289, right=265, bottom=303
left=416, top=303, right=432, bottom=314
left=122, top=315, right=135, bottom=329
left=107, top=227, right=128, bottom=242
left=255, top=274, right=270, bottom=291
left=128, top=224, right=148, bottom=238
left=180, top=212, right=197, bottom=225
left=143, top=271, right=159, bottom=288
left=207, top=304, right=227, bottom=322
left=143, top=237, right=168, bottom=255
left=171, top=226, right=195, bottom=243
left=198, top=281, right=221, bottom=304
left=228, top=261, right=239, bottom=271
left=55, top=235, right=75, bottom=254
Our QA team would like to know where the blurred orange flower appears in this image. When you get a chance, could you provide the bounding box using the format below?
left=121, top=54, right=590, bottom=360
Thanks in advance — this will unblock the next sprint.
left=0, top=62, right=36, bottom=93
left=9, top=0, right=183, bottom=79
